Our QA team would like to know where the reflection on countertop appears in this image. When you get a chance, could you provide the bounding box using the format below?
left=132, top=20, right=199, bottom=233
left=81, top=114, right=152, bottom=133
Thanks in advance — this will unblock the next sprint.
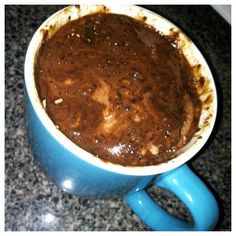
left=5, top=5, right=231, bottom=231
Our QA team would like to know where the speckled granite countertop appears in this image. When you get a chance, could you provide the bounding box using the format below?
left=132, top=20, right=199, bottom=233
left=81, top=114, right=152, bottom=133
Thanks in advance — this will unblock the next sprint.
left=5, top=5, right=231, bottom=231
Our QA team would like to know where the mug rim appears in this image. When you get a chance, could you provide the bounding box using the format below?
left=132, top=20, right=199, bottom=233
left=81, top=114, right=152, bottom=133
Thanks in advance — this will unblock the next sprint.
left=24, top=5, right=217, bottom=176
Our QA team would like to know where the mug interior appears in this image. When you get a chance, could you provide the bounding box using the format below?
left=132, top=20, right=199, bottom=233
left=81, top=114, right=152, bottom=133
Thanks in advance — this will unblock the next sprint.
left=24, top=5, right=217, bottom=176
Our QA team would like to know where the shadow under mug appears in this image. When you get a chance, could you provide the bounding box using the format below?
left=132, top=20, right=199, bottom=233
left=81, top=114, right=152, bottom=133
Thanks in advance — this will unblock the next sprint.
left=24, top=5, right=219, bottom=231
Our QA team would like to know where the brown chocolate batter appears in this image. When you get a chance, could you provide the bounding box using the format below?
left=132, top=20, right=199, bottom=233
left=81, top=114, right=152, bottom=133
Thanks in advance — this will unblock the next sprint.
left=35, top=13, right=201, bottom=166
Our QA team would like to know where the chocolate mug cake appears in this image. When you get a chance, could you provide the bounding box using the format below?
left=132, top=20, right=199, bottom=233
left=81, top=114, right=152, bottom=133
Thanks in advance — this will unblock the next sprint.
left=34, top=13, right=202, bottom=166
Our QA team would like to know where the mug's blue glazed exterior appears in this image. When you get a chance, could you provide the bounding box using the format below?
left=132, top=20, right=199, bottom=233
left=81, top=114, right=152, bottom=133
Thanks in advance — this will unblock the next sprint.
left=24, top=5, right=219, bottom=231
left=24, top=91, right=219, bottom=230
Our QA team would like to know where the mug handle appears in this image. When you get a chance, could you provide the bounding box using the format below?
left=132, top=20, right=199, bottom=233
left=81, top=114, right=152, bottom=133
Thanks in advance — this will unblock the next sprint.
left=124, top=164, right=219, bottom=231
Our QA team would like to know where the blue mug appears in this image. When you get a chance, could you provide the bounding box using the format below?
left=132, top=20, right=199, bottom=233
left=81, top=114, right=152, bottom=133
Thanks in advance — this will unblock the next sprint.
left=24, top=5, right=219, bottom=231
